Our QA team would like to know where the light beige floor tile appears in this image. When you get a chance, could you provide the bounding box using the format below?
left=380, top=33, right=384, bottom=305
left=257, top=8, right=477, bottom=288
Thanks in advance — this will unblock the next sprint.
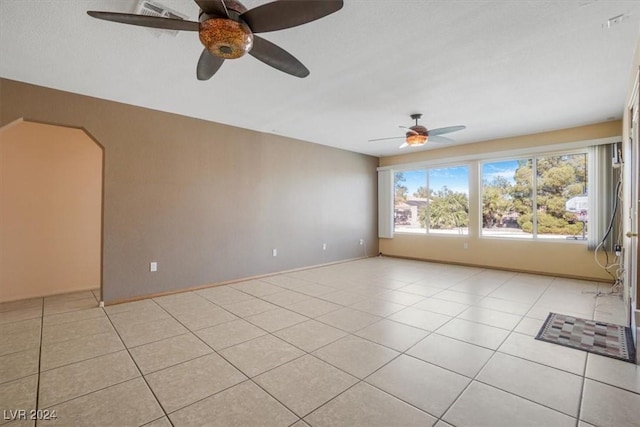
left=0, top=307, right=42, bottom=325
left=514, top=316, right=545, bottom=336
left=254, top=355, right=358, bottom=417
left=104, top=299, right=158, bottom=315
left=376, top=290, right=425, bottom=305
left=0, top=375, right=37, bottom=425
left=436, top=318, right=509, bottom=350
left=219, top=335, right=305, bottom=377
left=2, top=419, right=35, bottom=427
left=355, top=319, right=429, bottom=352
left=142, top=417, right=172, bottom=427
left=366, top=354, right=470, bottom=417
left=475, top=296, right=533, bottom=316
left=412, top=298, right=468, bottom=316
left=434, top=421, right=454, bottom=427
left=443, top=381, right=575, bottom=427
left=245, top=308, right=307, bottom=332
left=43, top=307, right=105, bottom=326
left=498, top=332, right=586, bottom=375
left=194, top=319, right=267, bottom=350
left=44, top=291, right=95, bottom=302
left=169, top=380, right=297, bottom=427
left=313, top=335, right=399, bottom=379
left=305, top=382, right=436, bottom=427
left=38, top=378, right=163, bottom=427
left=108, top=304, right=171, bottom=326
left=449, top=280, right=505, bottom=296
left=580, top=379, right=640, bottom=427
left=388, top=307, right=451, bottom=332
left=223, top=298, right=279, bottom=318
left=432, top=290, right=484, bottom=305
left=39, top=350, right=140, bottom=408
left=291, top=420, right=310, bottom=427
left=0, top=318, right=40, bottom=336
left=287, top=298, right=342, bottom=318
left=526, top=306, right=592, bottom=322
left=165, top=304, right=237, bottom=331
left=130, top=333, right=212, bottom=374
left=477, top=352, right=582, bottom=417
left=0, top=349, right=39, bottom=384
left=349, top=299, right=405, bottom=317
left=40, top=331, right=124, bottom=371
left=317, top=307, right=381, bottom=333
left=0, top=326, right=40, bottom=357
left=114, top=317, right=188, bottom=348
left=274, top=320, right=347, bottom=352
left=231, top=279, right=285, bottom=297
left=400, top=284, right=450, bottom=297
left=578, top=421, right=597, bottom=427
left=487, top=282, right=546, bottom=304
left=43, top=297, right=97, bottom=316
left=585, top=353, right=640, bottom=394
left=42, top=316, right=114, bottom=345
left=145, top=353, right=246, bottom=413
left=407, top=333, right=493, bottom=378
left=261, top=290, right=312, bottom=307
left=457, top=306, right=522, bottom=330
left=196, top=286, right=255, bottom=306
left=153, top=292, right=209, bottom=309
left=0, top=298, right=41, bottom=313
left=290, top=283, right=335, bottom=298
left=320, top=290, right=368, bottom=306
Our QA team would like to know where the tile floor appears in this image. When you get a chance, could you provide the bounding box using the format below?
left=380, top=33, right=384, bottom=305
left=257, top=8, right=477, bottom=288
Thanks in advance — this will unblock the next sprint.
left=1, top=257, right=638, bottom=427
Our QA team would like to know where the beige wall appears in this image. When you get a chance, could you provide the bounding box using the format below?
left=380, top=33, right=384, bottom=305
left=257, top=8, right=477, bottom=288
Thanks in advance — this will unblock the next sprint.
left=0, top=79, right=379, bottom=303
left=379, top=121, right=622, bottom=281
left=0, top=120, right=102, bottom=302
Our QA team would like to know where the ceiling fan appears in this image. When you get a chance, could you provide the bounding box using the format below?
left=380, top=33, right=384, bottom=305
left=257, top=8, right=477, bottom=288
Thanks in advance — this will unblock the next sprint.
left=87, top=0, right=343, bottom=80
left=369, top=114, right=466, bottom=148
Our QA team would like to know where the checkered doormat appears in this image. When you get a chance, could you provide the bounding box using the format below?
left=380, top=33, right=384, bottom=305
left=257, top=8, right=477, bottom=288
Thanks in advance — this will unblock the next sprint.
left=535, top=312, right=636, bottom=363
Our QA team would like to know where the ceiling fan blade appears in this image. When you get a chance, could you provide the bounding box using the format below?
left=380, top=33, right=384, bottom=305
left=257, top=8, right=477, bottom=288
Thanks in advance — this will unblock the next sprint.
left=368, top=136, right=404, bottom=142
left=249, top=36, right=309, bottom=78
left=87, top=11, right=200, bottom=31
left=241, top=0, right=343, bottom=33
left=429, top=135, right=455, bottom=144
left=428, top=125, right=466, bottom=136
left=399, top=126, right=418, bottom=135
left=194, top=0, right=228, bottom=17
left=399, top=142, right=409, bottom=149
left=196, top=49, right=225, bottom=80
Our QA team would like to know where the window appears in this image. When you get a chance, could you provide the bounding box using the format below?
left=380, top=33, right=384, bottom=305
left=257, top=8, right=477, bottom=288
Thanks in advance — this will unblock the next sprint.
left=481, top=153, right=588, bottom=240
left=428, top=166, right=469, bottom=235
left=394, top=169, right=426, bottom=233
left=394, top=166, right=469, bottom=235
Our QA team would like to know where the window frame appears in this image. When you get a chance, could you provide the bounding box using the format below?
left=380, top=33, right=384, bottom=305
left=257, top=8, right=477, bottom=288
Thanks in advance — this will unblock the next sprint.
left=478, top=148, right=590, bottom=242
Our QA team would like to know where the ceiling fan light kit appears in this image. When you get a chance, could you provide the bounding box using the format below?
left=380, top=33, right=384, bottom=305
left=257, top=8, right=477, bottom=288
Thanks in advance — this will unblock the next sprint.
left=199, top=18, right=253, bottom=59
left=369, top=113, right=466, bottom=149
left=86, top=0, right=344, bottom=80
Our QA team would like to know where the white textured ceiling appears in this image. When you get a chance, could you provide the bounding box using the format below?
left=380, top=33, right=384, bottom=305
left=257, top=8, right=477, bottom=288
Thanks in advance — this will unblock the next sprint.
left=1, top=0, right=639, bottom=157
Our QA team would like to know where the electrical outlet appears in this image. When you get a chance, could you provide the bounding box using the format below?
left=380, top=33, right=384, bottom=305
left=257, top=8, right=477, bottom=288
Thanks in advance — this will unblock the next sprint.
left=463, top=243, right=468, bottom=249
left=150, top=262, right=157, bottom=272
left=322, top=243, right=327, bottom=250
left=272, top=249, right=277, bottom=257
left=359, top=239, right=364, bottom=246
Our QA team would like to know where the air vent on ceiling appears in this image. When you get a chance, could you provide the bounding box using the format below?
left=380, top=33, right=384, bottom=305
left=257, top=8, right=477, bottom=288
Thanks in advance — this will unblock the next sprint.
left=134, top=0, right=188, bottom=37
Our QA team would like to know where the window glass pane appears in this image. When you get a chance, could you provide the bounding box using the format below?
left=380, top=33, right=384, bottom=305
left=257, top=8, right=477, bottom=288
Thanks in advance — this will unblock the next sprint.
left=394, top=170, right=427, bottom=233
left=428, top=166, right=469, bottom=235
left=482, top=159, right=533, bottom=238
left=536, top=154, right=588, bottom=240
